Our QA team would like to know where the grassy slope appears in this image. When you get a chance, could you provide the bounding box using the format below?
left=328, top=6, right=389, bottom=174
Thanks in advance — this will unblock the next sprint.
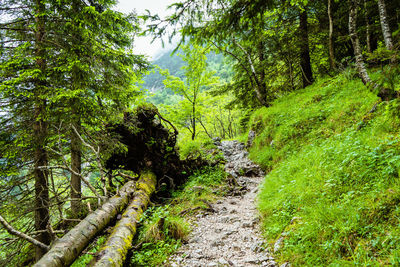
left=247, top=72, right=400, bottom=266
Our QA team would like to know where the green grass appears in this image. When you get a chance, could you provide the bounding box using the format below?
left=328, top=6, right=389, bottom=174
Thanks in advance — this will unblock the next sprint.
left=247, top=70, right=400, bottom=266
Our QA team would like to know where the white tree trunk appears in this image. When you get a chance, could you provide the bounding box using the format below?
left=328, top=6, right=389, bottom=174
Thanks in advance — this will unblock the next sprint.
left=349, top=0, right=373, bottom=85
left=377, top=0, right=394, bottom=51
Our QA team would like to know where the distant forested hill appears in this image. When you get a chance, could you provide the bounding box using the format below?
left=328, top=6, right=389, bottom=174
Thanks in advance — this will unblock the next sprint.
left=142, top=49, right=232, bottom=93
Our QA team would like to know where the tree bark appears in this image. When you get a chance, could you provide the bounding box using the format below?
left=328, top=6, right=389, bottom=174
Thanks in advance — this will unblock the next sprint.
left=328, top=0, right=336, bottom=69
left=192, top=101, right=196, bottom=140
left=364, top=0, right=372, bottom=53
left=33, top=0, right=51, bottom=260
left=349, top=0, right=373, bottom=85
left=299, top=10, right=313, bottom=88
left=92, top=170, right=157, bottom=266
left=70, top=116, right=82, bottom=216
left=377, top=0, right=394, bottom=51
left=33, top=180, right=138, bottom=266
left=70, top=0, right=83, bottom=217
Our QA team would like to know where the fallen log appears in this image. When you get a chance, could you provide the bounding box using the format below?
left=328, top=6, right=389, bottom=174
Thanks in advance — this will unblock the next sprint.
left=33, top=181, right=137, bottom=267
left=92, top=170, right=157, bottom=266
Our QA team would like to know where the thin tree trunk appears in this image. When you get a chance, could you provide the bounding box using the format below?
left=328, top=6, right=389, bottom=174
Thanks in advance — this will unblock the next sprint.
left=198, top=118, right=212, bottom=139
left=92, top=170, right=157, bottom=266
left=232, top=38, right=267, bottom=106
left=377, top=0, right=394, bottom=51
left=258, top=41, right=267, bottom=99
left=33, top=0, right=51, bottom=260
left=328, top=0, right=336, bottom=69
left=70, top=116, right=82, bottom=216
left=349, top=0, right=374, bottom=85
left=70, top=0, right=83, bottom=217
left=364, top=0, right=372, bottom=53
left=192, top=101, right=196, bottom=140
left=33, top=180, right=138, bottom=267
left=299, top=10, right=313, bottom=88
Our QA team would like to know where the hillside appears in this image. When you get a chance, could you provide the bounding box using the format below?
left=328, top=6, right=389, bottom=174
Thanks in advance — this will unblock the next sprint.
left=245, top=71, right=400, bottom=266
left=143, top=49, right=230, bottom=90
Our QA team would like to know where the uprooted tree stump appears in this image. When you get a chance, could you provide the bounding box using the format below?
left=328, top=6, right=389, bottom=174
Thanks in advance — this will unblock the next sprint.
left=106, top=104, right=205, bottom=188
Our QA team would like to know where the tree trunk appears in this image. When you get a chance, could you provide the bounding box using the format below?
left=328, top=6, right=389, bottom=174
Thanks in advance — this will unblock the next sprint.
left=349, top=0, right=373, bottom=85
left=33, top=0, right=51, bottom=260
left=92, top=170, right=157, bottom=266
left=257, top=41, right=267, bottom=99
left=70, top=116, right=82, bottom=216
left=33, top=180, right=138, bottom=266
left=299, top=10, right=313, bottom=88
left=364, top=0, right=372, bottom=53
left=70, top=0, right=83, bottom=217
left=192, top=102, right=196, bottom=140
left=377, top=0, right=394, bottom=51
left=328, top=0, right=336, bottom=69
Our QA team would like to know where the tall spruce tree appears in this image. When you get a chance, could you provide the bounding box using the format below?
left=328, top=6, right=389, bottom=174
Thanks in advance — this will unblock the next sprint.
left=0, top=0, right=147, bottom=262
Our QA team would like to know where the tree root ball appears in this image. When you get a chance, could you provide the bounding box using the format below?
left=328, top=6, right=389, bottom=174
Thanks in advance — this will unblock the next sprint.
left=105, top=104, right=203, bottom=187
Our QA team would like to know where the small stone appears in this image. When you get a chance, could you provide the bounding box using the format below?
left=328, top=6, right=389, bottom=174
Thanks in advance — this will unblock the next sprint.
left=223, top=230, right=237, bottom=238
left=242, top=222, right=252, bottom=228
left=274, top=236, right=284, bottom=253
left=280, top=263, right=291, bottom=267
left=215, top=228, right=223, bottom=233
left=245, top=257, right=259, bottom=264
left=250, top=243, right=263, bottom=252
left=218, top=258, right=229, bottom=265
left=190, top=237, right=201, bottom=243
left=229, top=200, right=237, bottom=205
left=211, top=240, right=224, bottom=247
left=193, top=253, right=203, bottom=259
left=230, top=217, right=240, bottom=223
left=219, top=216, right=230, bottom=223
left=230, top=209, right=237, bottom=214
left=232, top=245, right=241, bottom=251
left=290, top=217, right=302, bottom=224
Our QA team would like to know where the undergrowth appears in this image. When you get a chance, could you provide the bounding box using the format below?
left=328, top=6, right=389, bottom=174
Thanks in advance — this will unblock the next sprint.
left=247, top=70, right=400, bottom=266
left=130, top=166, right=227, bottom=266
left=71, top=236, right=106, bottom=266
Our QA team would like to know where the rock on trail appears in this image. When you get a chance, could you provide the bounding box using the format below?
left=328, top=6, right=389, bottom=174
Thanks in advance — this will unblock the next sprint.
left=166, top=140, right=283, bottom=267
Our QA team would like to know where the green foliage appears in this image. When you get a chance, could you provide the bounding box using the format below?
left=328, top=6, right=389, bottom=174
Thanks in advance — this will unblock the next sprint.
left=157, top=44, right=220, bottom=140
left=247, top=71, right=400, bottom=265
left=137, top=206, right=190, bottom=243
left=71, top=236, right=106, bottom=266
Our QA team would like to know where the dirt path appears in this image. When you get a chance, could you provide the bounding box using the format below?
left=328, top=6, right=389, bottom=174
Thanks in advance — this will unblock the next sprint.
left=166, top=141, right=282, bottom=267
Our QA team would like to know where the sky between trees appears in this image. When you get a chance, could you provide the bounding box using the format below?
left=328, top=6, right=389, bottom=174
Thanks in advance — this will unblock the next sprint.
left=115, top=0, right=176, bottom=58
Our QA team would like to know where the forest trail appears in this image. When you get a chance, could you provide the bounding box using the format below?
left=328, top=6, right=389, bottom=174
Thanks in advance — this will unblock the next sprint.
left=167, top=141, right=283, bottom=267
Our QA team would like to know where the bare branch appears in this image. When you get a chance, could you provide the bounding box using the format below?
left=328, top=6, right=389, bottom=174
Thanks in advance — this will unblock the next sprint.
left=0, top=214, right=49, bottom=250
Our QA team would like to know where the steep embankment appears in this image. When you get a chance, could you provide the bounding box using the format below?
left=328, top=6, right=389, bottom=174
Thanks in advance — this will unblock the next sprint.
left=247, top=73, right=400, bottom=266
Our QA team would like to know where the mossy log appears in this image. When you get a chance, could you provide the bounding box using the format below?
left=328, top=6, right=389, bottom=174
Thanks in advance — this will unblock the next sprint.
left=33, top=181, right=137, bottom=267
left=92, top=170, right=157, bottom=266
